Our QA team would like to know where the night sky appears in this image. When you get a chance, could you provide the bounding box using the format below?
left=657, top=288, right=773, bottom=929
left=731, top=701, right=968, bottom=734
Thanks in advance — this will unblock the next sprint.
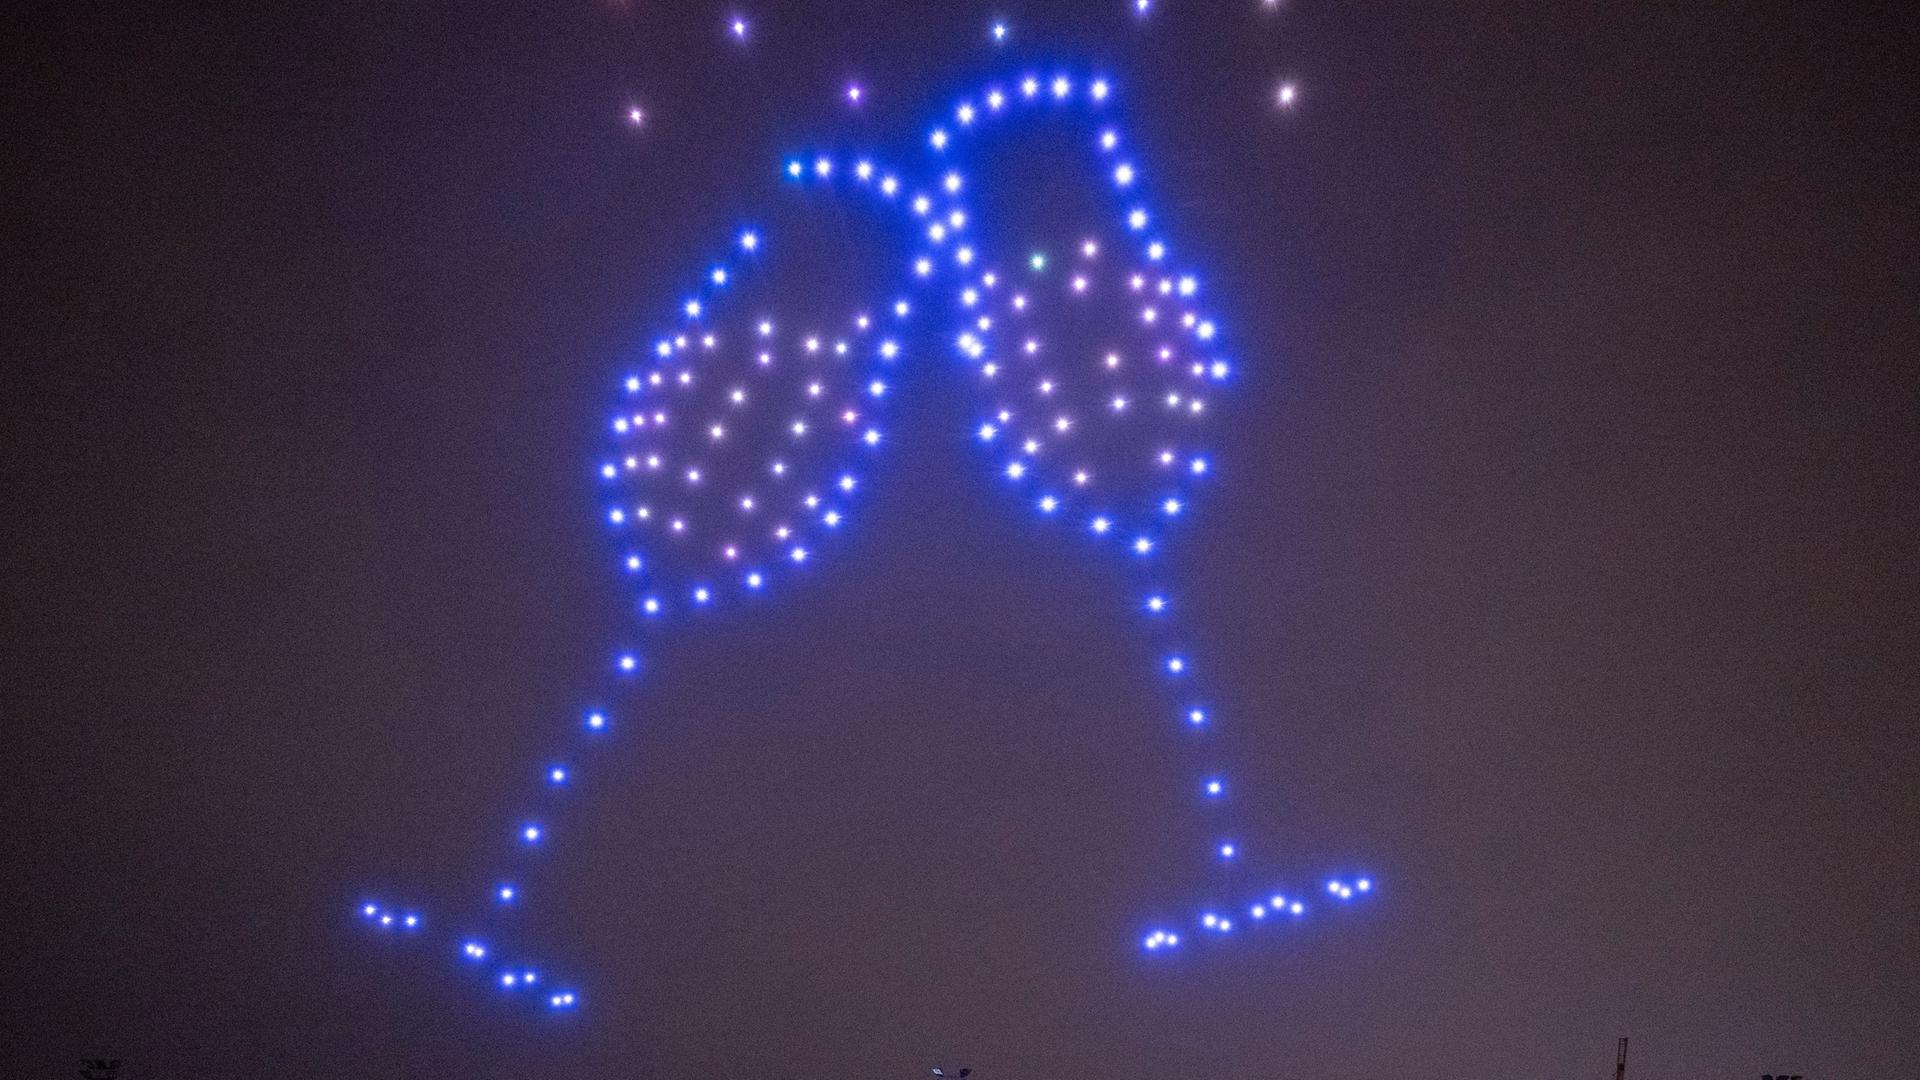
left=6, top=3, right=1917, bottom=1078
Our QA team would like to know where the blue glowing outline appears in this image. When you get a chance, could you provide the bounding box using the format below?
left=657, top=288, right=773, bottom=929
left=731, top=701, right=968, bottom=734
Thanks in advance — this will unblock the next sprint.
left=358, top=66, right=1374, bottom=1011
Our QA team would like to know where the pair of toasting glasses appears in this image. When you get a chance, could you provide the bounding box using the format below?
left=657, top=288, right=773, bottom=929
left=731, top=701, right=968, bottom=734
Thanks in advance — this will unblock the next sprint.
left=360, top=68, right=1375, bottom=1011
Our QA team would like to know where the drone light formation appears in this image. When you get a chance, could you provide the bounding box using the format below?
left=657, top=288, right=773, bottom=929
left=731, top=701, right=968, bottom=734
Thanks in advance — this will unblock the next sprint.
left=361, top=21, right=1368, bottom=1009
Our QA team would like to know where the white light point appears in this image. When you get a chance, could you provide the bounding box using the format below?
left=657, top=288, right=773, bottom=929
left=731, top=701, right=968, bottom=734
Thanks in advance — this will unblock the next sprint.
left=1277, top=81, right=1298, bottom=109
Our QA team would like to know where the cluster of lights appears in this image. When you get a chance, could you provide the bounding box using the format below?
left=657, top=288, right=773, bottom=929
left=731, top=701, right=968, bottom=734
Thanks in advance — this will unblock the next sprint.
left=360, top=903, right=421, bottom=931
left=358, top=217, right=913, bottom=1009
left=786, top=69, right=1371, bottom=949
left=367, top=44, right=1356, bottom=1007
left=601, top=239, right=894, bottom=611
left=360, top=903, right=583, bottom=1009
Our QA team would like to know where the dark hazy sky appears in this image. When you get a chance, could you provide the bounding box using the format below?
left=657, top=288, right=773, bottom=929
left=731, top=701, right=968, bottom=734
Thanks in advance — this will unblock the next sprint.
left=6, top=3, right=1916, bottom=1078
